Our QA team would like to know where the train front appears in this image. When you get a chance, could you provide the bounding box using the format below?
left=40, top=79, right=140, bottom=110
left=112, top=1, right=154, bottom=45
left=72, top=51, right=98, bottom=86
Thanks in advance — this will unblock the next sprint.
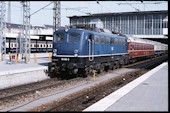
left=48, top=28, right=85, bottom=77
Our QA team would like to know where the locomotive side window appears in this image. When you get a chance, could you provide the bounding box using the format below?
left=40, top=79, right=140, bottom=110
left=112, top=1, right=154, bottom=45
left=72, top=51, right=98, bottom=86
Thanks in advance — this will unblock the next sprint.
left=101, top=36, right=105, bottom=44
left=94, top=35, right=100, bottom=43
left=54, top=33, right=64, bottom=43
left=68, top=32, right=80, bottom=43
left=114, top=38, right=118, bottom=44
left=106, top=37, right=110, bottom=44
left=118, top=39, right=120, bottom=45
left=111, top=38, right=115, bottom=44
left=123, top=39, right=125, bottom=45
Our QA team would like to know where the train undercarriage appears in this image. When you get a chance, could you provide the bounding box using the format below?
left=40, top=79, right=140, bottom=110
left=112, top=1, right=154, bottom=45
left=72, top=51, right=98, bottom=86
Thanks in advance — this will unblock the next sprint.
left=48, top=51, right=168, bottom=79
left=48, top=54, right=129, bottom=78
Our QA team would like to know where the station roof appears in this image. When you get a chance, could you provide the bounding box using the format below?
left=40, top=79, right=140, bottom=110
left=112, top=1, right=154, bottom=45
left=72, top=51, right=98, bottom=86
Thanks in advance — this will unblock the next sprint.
left=68, top=10, right=168, bottom=18
left=5, top=22, right=55, bottom=29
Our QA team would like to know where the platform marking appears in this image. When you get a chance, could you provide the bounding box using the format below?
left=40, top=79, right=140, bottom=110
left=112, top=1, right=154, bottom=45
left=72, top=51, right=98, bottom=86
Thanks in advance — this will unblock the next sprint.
left=83, top=62, right=167, bottom=111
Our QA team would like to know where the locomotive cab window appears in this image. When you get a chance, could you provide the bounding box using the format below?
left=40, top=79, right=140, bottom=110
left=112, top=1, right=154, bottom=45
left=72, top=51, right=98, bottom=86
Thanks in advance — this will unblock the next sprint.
left=68, top=32, right=80, bottom=43
left=54, top=33, right=64, bottom=43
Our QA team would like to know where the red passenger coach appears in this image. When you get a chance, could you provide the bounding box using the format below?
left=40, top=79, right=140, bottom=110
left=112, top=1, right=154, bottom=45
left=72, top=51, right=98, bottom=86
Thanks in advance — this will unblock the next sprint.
left=127, top=36, right=154, bottom=61
left=128, top=42, right=154, bottom=59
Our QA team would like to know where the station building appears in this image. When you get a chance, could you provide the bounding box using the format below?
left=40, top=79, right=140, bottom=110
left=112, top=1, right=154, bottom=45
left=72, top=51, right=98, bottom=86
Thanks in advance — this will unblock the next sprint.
left=68, top=10, right=168, bottom=44
left=5, top=23, right=54, bottom=53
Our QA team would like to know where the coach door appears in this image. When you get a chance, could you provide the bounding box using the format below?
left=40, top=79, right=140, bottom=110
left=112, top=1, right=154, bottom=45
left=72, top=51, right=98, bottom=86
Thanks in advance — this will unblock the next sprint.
left=88, top=34, right=94, bottom=61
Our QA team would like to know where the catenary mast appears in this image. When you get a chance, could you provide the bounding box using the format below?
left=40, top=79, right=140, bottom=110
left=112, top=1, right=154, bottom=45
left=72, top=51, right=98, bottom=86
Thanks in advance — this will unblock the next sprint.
left=0, top=1, right=6, bottom=61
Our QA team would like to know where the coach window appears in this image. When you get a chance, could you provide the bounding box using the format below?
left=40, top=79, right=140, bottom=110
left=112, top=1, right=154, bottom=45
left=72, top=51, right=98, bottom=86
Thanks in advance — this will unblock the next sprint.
left=54, top=33, right=64, bottom=43
left=131, top=45, right=133, bottom=50
left=132, top=45, right=134, bottom=50
left=139, top=45, right=141, bottom=50
left=137, top=45, right=139, bottom=50
left=133, top=45, right=135, bottom=50
left=68, top=32, right=80, bottom=43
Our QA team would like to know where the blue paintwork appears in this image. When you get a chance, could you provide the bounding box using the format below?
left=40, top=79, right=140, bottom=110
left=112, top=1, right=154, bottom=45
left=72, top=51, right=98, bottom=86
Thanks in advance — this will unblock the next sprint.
left=53, top=28, right=128, bottom=57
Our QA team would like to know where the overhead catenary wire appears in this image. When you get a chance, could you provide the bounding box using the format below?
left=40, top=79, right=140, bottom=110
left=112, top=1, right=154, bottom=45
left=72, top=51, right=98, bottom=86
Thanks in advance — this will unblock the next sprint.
left=29, top=1, right=54, bottom=17
left=61, top=4, right=91, bottom=15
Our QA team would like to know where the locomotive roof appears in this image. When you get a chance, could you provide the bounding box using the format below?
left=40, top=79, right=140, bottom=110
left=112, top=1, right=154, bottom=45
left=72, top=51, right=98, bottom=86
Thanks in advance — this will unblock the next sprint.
left=56, top=27, right=127, bottom=39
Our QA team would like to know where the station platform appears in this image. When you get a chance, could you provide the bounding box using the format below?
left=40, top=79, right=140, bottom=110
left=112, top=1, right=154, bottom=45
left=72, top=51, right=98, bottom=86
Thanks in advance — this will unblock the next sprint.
left=0, top=53, right=51, bottom=90
left=83, top=61, right=168, bottom=111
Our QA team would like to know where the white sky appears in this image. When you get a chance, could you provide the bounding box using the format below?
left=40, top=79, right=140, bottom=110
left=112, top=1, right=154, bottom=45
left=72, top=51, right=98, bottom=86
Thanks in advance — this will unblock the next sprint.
left=8, top=1, right=168, bottom=27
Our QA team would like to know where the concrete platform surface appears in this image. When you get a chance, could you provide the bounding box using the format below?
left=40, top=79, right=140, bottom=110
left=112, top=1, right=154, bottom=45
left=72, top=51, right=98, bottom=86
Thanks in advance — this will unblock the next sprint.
left=83, top=62, right=168, bottom=111
left=0, top=54, right=51, bottom=89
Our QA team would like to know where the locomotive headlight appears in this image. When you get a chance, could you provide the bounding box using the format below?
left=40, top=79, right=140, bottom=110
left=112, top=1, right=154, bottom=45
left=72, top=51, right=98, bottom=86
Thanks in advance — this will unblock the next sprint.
left=53, top=49, right=57, bottom=53
left=74, top=50, right=78, bottom=57
left=74, top=50, right=78, bottom=54
left=53, top=49, right=57, bottom=57
left=65, top=26, right=68, bottom=32
left=53, top=53, right=57, bottom=57
left=74, top=53, right=78, bottom=57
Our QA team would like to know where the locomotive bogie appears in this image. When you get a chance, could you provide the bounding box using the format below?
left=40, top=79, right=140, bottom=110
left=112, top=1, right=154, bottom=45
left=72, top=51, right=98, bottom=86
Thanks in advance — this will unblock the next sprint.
left=49, top=53, right=129, bottom=77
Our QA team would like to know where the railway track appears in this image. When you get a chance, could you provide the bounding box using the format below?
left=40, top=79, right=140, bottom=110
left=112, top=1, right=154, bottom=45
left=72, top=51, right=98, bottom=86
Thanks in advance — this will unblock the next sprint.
left=0, top=77, right=86, bottom=110
left=41, top=70, right=146, bottom=111
left=0, top=55, right=167, bottom=111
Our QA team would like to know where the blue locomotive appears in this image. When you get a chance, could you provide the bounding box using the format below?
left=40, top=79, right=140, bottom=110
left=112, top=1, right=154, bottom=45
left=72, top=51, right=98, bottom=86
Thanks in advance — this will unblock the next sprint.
left=48, top=26, right=129, bottom=77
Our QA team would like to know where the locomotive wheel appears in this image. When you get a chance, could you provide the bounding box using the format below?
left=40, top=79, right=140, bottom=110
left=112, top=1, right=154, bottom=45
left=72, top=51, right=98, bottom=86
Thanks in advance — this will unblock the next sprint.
left=84, top=65, right=93, bottom=77
left=114, top=61, right=119, bottom=69
left=79, top=68, right=90, bottom=77
left=104, top=65, right=109, bottom=72
left=99, top=64, right=104, bottom=73
left=109, top=63, right=115, bottom=70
